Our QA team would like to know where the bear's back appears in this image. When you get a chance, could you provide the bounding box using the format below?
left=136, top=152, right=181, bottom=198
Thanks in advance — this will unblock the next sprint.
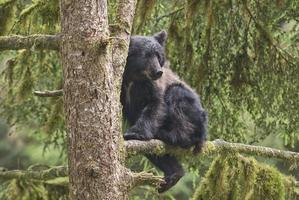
left=156, top=65, right=196, bottom=97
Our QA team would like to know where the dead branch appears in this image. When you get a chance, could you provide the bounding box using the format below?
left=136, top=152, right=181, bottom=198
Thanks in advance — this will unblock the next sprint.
left=33, top=89, right=63, bottom=97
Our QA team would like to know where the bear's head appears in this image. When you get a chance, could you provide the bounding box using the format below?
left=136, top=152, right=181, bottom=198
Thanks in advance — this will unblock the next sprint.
left=124, top=31, right=167, bottom=81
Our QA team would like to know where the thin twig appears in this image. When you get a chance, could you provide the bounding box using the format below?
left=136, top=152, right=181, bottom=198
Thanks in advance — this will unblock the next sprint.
left=33, top=89, right=63, bottom=97
left=155, top=7, right=184, bottom=25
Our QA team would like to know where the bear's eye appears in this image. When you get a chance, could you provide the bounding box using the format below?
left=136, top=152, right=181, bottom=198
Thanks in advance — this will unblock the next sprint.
left=156, top=52, right=164, bottom=67
left=156, top=53, right=163, bottom=65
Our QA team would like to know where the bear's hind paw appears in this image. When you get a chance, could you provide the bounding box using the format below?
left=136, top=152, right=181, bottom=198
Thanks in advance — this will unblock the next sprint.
left=158, top=172, right=184, bottom=193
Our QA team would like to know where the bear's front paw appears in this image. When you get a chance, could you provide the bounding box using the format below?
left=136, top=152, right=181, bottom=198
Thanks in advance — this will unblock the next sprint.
left=124, top=132, right=151, bottom=140
left=124, top=128, right=152, bottom=141
left=123, top=132, right=140, bottom=140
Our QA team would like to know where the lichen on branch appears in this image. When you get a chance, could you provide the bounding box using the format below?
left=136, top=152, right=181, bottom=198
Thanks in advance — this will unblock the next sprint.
left=0, top=34, right=60, bottom=51
left=130, top=172, right=164, bottom=189
left=125, top=139, right=299, bottom=167
left=0, top=166, right=67, bottom=181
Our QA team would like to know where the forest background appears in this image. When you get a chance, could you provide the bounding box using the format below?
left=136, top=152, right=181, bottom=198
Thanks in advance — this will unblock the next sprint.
left=0, top=0, right=298, bottom=199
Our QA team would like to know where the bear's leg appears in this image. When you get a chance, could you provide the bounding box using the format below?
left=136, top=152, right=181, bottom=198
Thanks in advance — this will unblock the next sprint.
left=124, top=101, right=166, bottom=141
left=146, top=154, right=184, bottom=193
left=160, top=84, right=208, bottom=152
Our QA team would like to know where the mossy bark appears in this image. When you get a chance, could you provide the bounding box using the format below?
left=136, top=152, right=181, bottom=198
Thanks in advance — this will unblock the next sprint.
left=60, top=0, right=132, bottom=199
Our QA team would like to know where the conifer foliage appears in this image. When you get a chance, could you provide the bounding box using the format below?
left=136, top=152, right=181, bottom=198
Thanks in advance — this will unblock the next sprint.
left=0, top=0, right=299, bottom=199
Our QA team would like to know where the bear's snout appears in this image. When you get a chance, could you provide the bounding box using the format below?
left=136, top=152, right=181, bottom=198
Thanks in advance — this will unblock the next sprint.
left=152, top=70, right=163, bottom=80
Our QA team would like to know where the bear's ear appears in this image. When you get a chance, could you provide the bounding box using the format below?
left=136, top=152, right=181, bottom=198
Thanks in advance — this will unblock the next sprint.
left=154, top=30, right=167, bottom=46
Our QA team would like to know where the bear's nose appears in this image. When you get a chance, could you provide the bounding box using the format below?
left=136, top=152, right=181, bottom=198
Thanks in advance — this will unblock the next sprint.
left=155, top=71, right=163, bottom=79
left=151, top=70, right=163, bottom=80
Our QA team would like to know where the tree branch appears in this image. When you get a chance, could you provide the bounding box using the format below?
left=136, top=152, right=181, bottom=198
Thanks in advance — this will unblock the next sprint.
left=155, top=7, right=184, bottom=24
left=125, top=139, right=299, bottom=166
left=1, top=139, right=298, bottom=183
left=210, top=139, right=299, bottom=164
left=0, top=34, right=60, bottom=51
left=0, top=166, right=67, bottom=181
left=33, top=89, right=63, bottom=97
left=131, top=172, right=164, bottom=188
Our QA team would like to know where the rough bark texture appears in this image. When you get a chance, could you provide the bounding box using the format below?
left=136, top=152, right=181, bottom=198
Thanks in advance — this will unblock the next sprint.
left=60, top=0, right=126, bottom=199
left=60, top=0, right=136, bottom=199
left=110, top=0, right=138, bottom=164
left=0, top=34, right=60, bottom=51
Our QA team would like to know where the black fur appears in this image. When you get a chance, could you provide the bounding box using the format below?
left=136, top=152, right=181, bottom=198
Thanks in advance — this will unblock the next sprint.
left=121, top=31, right=208, bottom=192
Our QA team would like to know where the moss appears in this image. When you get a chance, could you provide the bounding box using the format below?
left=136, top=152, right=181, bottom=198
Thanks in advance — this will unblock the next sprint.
left=192, top=154, right=297, bottom=200
left=133, top=0, right=156, bottom=34
left=0, top=165, right=68, bottom=200
left=0, top=0, right=17, bottom=35
left=3, top=58, right=15, bottom=88
left=13, top=0, right=60, bottom=34
left=0, top=178, right=68, bottom=200
left=184, top=0, right=201, bottom=70
left=254, top=164, right=285, bottom=200
left=16, top=66, right=34, bottom=102
left=191, top=156, right=229, bottom=200
left=43, top=97, right=64, bottom=134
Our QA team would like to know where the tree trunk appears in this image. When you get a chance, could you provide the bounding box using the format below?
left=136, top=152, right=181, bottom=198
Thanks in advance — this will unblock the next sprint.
left=60, top=0, right=129, bottom=199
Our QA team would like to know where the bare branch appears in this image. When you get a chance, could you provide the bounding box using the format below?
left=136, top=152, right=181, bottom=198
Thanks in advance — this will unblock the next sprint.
left=155, top=7, right=184, bottom=24
left=33, top=89, right=63, bottom=97
left=0, top=34, right=60, bottom=51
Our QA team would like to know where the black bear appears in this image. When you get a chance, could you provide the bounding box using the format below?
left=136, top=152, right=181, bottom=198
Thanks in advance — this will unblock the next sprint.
left=121, top=31, right=208, bottom=193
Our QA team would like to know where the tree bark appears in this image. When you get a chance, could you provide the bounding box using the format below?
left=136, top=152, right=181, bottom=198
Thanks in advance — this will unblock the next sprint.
left=60, top=0, right=127, bottom=199
left=60, top=0, right=136, bottom=199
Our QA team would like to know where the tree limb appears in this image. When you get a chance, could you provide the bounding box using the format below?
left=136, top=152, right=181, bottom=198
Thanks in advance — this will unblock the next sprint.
left=155, top=7, right=184, bottom=24
left=125, top=139, right=299, bottom=166
left=1, top=139, right=298, bottom=182
left=0, top=166, right=67, bottom=181
left=131, top=172, right=164, bottom=188
left=0, top=34, right=60, bottom=51
left=33, top=89, right=63, bottom=97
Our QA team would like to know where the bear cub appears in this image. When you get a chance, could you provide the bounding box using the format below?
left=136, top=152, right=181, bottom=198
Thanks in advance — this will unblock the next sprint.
left=121, top=31, right=208, bottom=193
